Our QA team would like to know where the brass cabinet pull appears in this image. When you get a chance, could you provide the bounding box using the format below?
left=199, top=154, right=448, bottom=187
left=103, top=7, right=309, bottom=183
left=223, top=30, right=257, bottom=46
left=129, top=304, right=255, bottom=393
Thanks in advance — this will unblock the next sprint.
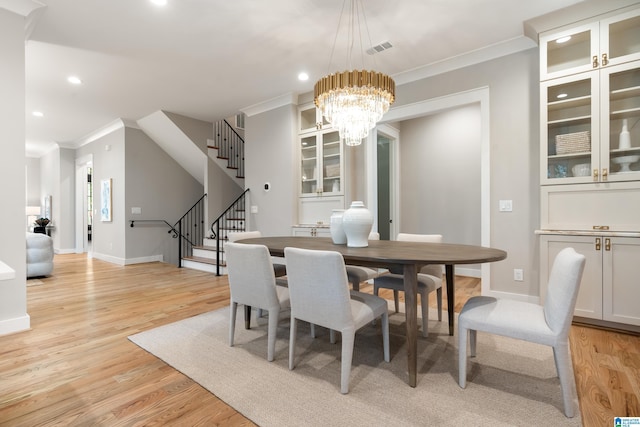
left=605, top=238, right=611, bottom=251
left=593, top=55, right=599, bottom=68
left=595, top=237, right=601, bottom=251
left=592, top=225, right=610, bottom=230
left=593, top=169, right=599, bottom=181
left=602, top=53, right=609, bottom=66
left=602, top=168, right=608, bottom=181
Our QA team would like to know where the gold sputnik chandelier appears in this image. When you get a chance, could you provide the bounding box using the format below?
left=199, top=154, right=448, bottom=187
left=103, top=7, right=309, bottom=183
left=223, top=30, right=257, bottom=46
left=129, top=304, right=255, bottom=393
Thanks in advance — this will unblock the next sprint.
left=314, top=0, right=395, bottom=146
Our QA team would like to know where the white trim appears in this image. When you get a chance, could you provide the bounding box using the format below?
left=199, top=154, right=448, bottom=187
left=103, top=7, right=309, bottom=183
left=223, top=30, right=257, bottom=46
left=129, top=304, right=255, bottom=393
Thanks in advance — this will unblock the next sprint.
left=456, top=267, right=481, bottom=279
left=0, top=0, right=45, bottom=17
left=59, top=118, right=137, bottom=150
left=378, top=87, right=493, bottom=294
left=240, top=92, right=297, bottom=117
left=0, top=314, right=30, bottom=336
left=54, top=248, right=76, bottom=255
left=125, top=255, right=164, bottom=265
left=91, top=252, right=126, bottom=266
left=368, top=124, right=400, bottom=239
left=392, top=36, right=536, bottom=86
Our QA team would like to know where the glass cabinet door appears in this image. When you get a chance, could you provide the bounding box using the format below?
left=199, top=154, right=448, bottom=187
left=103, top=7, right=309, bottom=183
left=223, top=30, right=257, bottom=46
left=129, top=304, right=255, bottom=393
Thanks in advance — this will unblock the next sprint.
left=601, top=9, right=640, bottom=68
left=321, top=130, right=342, bottom=194
left=541, top=72, right=598, bottom=184
left=300, top=135, right=318, bottom=195
left=540, top=23, right=598, bottom=81
left=602, top=62, right=640, bottom=181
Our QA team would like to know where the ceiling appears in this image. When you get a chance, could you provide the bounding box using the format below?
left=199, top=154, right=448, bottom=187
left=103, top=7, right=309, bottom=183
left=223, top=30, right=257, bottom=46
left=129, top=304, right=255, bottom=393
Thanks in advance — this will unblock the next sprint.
left=16, top=0, right=588, bottom=157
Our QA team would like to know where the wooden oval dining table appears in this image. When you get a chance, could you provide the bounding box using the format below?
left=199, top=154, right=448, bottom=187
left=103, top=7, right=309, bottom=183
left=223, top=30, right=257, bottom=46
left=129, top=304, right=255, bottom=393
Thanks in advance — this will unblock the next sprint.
left=237, top=236, right=507, bottom=387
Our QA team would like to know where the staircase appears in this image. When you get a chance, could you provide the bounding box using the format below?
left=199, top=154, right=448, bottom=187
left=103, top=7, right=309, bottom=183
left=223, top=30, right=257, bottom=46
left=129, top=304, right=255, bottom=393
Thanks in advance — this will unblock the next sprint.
left=207, top=119, right=245, bottom=181
left=182, top=189, right=249, bottom=275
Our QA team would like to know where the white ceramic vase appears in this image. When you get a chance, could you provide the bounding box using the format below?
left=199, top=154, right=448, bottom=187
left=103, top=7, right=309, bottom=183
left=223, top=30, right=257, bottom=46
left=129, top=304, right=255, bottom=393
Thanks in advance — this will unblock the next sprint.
left=341, top=201, right=373, bottom=248
left=329, top=209, right=347, bottom=244
left=620, top=119, right=631, bottom=150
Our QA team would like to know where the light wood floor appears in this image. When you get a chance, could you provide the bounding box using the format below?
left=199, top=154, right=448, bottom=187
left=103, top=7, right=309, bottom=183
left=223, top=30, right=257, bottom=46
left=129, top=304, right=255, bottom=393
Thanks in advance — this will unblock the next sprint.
left=0, top=254, right=638, bottom=426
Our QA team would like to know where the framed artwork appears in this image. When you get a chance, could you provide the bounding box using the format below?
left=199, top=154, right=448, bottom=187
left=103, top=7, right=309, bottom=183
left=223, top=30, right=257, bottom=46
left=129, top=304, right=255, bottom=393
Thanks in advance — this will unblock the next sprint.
left=100, top=179, right=112, bottom=222
left=44, top=195, right=52, bottom=221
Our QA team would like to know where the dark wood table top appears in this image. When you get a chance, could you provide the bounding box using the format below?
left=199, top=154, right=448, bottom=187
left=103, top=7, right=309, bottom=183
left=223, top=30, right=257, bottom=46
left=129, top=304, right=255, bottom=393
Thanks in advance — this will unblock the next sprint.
left=237, top=236, right=507, bottom=269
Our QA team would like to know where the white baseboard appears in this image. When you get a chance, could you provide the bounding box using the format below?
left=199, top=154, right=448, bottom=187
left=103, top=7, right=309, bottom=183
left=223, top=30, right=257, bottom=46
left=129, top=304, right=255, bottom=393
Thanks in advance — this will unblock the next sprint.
left=125, top=255, right=163, bottom=265
left=0, top=314, right=30, bottom=336
left=454, top=267, right=480, bottom=278
left=91, top=253, right=163, bottom=266
left=91, top=252, right=126, bottom=266
left=55, top=248, right=76, bottom=255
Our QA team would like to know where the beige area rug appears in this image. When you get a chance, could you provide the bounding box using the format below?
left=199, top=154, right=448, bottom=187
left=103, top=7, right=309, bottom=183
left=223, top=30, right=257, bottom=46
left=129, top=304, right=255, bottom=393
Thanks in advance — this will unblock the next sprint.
left=129, top=304, right=582, bottom=426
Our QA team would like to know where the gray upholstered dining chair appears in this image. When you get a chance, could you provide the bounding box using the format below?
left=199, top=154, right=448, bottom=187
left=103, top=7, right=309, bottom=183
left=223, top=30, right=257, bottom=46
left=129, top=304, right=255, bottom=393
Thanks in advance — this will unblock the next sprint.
left=225, top=242, right=290, bottom=362
left=284, top=247, right=390, bottom=394
left=373, top=233, right=443, bottom=337
left=345, top=232, right=388, bottom=291
left=227, top=231, right=287, bottom=277
left=458, top=247, right=586, bottom=417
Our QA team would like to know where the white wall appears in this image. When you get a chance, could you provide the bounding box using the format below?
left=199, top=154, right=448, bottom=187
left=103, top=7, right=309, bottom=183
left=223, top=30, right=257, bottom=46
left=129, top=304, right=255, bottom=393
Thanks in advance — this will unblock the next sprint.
left=26, top=157, right=40, bottom=207
left=0, top=8, right=29, bottom=334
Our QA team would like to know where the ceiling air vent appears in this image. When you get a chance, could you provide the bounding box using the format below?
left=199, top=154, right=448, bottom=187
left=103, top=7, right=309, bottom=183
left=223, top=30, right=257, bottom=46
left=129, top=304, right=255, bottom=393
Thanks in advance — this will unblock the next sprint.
left=366, top=41, right=393, bottom=55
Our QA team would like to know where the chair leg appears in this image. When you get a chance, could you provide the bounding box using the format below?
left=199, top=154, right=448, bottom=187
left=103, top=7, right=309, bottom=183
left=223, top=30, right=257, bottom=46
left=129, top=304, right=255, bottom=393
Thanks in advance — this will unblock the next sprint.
left=469, top=329, right=477, bottom=358
left=436, top=287, right=443, bottom=321
left=310, top=323, right=316, bottom=338
left=340, top=329, right=356, bottom=394
left=458, top=325, right=468, bottom=388
left=229, top=302, right=238, bottom=347
left=553, top=343, right=576, bottom=418
left=393, top=290, right=399, bottom=313
left=266, top=308, right=279, bottom=362
left=420, top=290, right=429, bottom=337
left=381, top=312, right=390, bottom=362
left=289, top=318, right=298, bottom=370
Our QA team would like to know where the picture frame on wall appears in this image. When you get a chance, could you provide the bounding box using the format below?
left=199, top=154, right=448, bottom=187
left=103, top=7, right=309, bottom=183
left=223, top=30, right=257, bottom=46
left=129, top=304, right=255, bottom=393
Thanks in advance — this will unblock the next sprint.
left=100, top=178, right=112, bottom=222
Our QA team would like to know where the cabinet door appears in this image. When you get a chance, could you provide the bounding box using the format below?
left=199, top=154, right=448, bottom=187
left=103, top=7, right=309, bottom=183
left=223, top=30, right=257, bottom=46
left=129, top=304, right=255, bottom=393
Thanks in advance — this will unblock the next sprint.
left=601, top=61, right=640, bottom=182
left=300, top=134, right=319, bottom=196
left=600, top=9, right=640, bottom=69
left=540, top=22, right=599, bottom=81
left=541, top=72, right=599, bottom=184
left=540, top=234, right=603, bottom=320
left=603, top=237, right=640, bottom=325
left=321, top=130, right=343, bottom=195
left=299, top=104, right=329, bottom=134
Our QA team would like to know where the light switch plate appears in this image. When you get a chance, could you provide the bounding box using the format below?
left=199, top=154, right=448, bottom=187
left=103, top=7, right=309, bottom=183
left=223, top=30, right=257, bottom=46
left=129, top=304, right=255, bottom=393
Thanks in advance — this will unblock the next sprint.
left=499, top=200, right=513, bottom=212
left=250, top=205, right=258, bottom=214
left=131, top=207, right=142, bottom=214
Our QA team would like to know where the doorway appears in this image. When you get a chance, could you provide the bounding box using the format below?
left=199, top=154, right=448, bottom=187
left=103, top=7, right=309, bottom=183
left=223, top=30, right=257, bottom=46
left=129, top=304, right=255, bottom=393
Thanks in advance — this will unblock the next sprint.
left=374, top=124, right=399, bottom=240
left=75, top=155, right=93, bottom=254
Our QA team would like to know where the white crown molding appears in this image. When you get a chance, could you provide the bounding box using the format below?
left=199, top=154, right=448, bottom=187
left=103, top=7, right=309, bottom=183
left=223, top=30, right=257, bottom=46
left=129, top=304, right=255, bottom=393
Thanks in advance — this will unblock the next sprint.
left=240, top=92, right=298, bottom=117
left=59, top=118, right=138, bottom=150
left=392, top=36, right=537, bottom=86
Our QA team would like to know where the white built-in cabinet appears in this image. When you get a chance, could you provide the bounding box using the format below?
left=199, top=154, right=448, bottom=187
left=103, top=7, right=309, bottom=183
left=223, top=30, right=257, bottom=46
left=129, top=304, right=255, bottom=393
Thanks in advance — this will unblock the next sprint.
left=296, top=103, right=345, bottom=226
left=538, top=6, right=640, bottom=332
left=540, top=233, right=640, bottom=328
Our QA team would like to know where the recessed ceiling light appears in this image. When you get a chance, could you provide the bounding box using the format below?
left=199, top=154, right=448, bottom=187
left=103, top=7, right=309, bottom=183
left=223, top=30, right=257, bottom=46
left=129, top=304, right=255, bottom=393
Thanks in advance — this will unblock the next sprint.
left=557, top=93, right=568, bottom=99
left=67, top=75, right=82, bottom=85
left=556, top=36, right=571, bottom=44
left=32, top=111, right=44, bottom=117
left=150, top=0, right=167, bottom=6
left=298, top=72, right=309, bottom=81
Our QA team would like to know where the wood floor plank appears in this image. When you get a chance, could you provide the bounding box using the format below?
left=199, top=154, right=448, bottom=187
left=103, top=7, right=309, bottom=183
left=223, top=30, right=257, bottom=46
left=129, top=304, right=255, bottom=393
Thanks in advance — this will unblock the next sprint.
left=1, top=253, right=638, bottom=426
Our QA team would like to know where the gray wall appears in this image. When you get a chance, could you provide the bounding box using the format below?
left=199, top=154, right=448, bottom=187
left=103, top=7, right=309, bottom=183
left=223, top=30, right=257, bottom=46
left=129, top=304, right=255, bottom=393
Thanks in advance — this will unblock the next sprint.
left=244, top=104, right=297, bottom=235
left=395, top=49, right=540, bottom=296
left=399, top=104, right=481, bottom=246
left=124, top=127, right=204, bottom=264
left=26, top=157, right=41, bottom=207
left=0, top=8, right=28, bottom=334
left=77, top=128, right=127, bottom=262
left=245, top=47, right=541, bottom=298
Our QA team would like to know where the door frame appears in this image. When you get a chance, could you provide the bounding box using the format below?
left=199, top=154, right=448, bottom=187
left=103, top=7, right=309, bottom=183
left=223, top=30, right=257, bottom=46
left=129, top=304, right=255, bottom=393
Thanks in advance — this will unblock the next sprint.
left=368, top=86, right=492, bottom=293
left=75, top=154, right=93, bottom=254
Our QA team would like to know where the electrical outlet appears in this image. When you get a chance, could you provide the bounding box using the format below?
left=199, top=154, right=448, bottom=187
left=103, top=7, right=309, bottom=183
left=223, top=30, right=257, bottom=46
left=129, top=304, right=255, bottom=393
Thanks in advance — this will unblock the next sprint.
left=514, top=268, right=524, bottom=281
